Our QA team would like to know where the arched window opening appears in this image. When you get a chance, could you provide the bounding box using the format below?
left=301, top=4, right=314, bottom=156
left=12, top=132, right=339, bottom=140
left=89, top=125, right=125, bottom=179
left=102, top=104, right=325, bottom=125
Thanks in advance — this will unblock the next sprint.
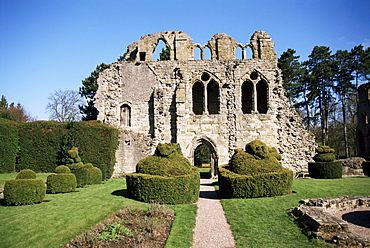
left=152, top=39, right=169, bottom=61
left=246, top=45, right=253, bottom=59
left=204, top=46, right=212, bottom=60
left=256, top=80, right=268, bottom=114
left=120, top=104, right=131, bottom=126
left=236, top=46, right=243, bottom=59
left=207, top=80, right=220, bottom=114
left=194, top=46, right=202, bottom=60
left=242, top=81, right=253, bottom=114
left=193, top=81, right=204, bottom=115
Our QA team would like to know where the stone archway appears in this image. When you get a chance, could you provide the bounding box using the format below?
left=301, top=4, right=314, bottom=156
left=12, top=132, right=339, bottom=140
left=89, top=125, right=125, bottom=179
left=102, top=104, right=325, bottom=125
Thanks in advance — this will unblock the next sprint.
left=191, top=137, right=218, bottom=179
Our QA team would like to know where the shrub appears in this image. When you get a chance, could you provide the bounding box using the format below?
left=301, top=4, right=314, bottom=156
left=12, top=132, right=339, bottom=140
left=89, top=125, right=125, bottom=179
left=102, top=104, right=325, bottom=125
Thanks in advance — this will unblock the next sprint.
left=126, top=167, right=200, bottom=204
left=219, top=140, right=293, bottom=198
left=0, top=118, right=20, bottom=173
left=54, top=165, right=71, bottom=173
left=87, top=166, right=102, bottom=185
left=218, top=165, right=293, bottom=198
left=127, top=143, right=199, bottom=204
left=16, top=169, right=36, bottom=179
left=71, top=167, right=88, bottom=187
left=4, top=178, right=46, bottom=205
left=309, top=145, right=342, bottom=179
left=46, top=173, right=77, bottom=193
left=136, top=143, right=192, bottom=176
left=308, top=161, right=343, bottom=179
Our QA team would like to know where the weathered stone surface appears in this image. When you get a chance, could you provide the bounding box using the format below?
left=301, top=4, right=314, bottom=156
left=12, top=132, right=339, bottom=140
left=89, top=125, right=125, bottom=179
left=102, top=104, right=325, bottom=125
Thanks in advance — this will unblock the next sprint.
left=338, top=157, right=366, bottom=177
left=95, top=31, right=316, bottom=176
left=291, top=196, right=370, bottom=246
left=357, top=83, right=370, bottom=159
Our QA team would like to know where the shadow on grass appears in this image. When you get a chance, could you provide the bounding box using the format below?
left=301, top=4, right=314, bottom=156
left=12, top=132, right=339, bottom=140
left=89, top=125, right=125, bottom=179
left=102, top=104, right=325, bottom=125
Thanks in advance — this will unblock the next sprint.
left=111, top=189, right=128, bottom=197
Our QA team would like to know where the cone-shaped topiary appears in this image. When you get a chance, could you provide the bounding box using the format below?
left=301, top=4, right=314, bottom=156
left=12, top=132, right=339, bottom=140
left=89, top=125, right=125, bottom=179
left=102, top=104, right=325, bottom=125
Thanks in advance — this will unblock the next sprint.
left=309, top=145, right=342, bottom=179
left=219, top=140, right=293, bottom=198
left=127, top=143, right=200, bottom=204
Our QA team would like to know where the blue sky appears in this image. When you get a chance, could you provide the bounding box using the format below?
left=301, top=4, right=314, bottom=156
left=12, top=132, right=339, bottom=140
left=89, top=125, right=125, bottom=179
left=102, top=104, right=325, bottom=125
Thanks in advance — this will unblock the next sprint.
left=1, top=0, right=369, bottom=120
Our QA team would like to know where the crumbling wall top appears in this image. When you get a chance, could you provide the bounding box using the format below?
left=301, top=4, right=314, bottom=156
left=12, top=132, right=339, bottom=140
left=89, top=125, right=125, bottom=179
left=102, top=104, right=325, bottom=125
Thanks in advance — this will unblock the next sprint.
left=123, top=30, right=276, bottom=62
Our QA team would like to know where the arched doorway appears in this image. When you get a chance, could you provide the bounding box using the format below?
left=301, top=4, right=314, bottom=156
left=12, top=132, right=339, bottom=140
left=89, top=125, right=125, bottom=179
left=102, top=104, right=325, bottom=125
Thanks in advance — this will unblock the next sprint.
left=192, top=138, right=218, bottom=179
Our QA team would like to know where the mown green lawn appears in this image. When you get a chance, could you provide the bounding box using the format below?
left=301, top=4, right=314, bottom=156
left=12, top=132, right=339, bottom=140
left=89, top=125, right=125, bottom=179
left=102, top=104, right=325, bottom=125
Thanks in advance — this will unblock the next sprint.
left=1, top=173, right=369, bottom=248
left=221, top=177, right=370, bottom=248
left=0, top=175, right=196, bottom=248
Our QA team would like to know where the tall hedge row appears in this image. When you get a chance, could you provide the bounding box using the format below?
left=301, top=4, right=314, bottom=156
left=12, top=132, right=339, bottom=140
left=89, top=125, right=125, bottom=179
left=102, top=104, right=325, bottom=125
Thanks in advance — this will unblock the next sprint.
left=8, top=121, right=118, bottom=178
left=0, top=118, right=20, bottom=173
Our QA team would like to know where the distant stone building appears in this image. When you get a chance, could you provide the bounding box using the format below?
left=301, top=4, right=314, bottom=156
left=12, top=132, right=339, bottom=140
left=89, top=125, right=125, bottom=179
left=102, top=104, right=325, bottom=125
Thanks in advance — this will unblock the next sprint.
left=357, top=82, right=370, bottom=159
left=95, top=31, right=315, bottom=177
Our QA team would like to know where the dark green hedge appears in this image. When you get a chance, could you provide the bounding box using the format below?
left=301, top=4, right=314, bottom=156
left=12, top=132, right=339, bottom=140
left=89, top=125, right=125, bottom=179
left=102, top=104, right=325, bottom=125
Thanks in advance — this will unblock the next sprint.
left=0, top=118, right=20, bottom=173
left=218, top=165, right=294, bottom=198
left=15, top=121, right=118, bottom=178
left=308, top=161, right=343, bottom=179
left=71, top=167, right=88, bottom=187
left=18, top=121, right=65, bottom=172
left=126, top=167, right=200, bottom=204
left=4, top=178, right=46, bottom=205
left=363, top=161, right=370, bottom=176
left=46, top=173, right=77, bottom=193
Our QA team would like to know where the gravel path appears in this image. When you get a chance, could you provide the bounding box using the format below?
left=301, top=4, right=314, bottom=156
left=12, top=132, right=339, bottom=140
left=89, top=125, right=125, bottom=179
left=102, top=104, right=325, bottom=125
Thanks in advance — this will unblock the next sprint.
left=192, top=179, right=236, bottom=248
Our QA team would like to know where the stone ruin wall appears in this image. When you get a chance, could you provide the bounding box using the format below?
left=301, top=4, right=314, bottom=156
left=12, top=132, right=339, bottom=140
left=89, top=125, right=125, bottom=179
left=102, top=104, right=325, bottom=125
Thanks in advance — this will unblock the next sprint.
left=95, top=31, right=316, bottom=176
left=357, top=82, right=370, bottom=159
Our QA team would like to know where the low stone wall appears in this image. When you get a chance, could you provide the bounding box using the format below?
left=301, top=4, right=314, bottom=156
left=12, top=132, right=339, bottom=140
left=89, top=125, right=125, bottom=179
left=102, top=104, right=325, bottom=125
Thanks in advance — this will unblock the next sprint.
left=291, top=196, right=370, bottom=246
left=339, top=157, right=366, bottom=177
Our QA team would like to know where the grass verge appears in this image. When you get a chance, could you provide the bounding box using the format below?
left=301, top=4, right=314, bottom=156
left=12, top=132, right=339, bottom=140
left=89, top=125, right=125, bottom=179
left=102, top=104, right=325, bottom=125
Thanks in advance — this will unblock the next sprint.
left=0, top=175, right=195, bottom=248
left=221, top=177, right=370, bottom=248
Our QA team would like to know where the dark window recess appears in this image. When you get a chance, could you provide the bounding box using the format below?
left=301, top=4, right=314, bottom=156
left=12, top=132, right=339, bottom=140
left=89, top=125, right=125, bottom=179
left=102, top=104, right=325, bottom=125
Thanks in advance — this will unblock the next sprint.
left=207, top=80, right=219, bottom=114
left=242, top=81, right=253, bottom=114
left=193, top=81, right=204, bottom=115
left=257, top=80, right=268, bottom=114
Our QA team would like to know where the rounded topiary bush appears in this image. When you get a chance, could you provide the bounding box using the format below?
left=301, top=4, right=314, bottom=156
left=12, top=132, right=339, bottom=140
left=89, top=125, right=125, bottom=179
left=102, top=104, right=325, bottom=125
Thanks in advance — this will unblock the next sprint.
left=71, top=167, right=88, bottom=187
left=219, top=140, right=293, bottom=198
left=87, top=166, right=102, bottom=185
left=136, top=143, right=192, bottom=176
left=16, top=169, right=37, bottom=179
left=46, top=173, right=77, bottom=194
left=54, top=165, right=71, bottom=174
left=308, top=145, right=342, bottom=179
left=4, top=178, right=46, bottom=205
left=127, top=143, right=200, bottom=204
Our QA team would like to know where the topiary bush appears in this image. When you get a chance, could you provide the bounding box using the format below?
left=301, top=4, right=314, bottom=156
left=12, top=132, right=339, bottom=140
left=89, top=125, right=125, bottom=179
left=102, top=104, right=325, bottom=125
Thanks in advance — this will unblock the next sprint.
left=54, top=165, right=71, bottom=173
left=219, top=140, right=293, bottom=198
left=127, top=143, right=199, bottom=204
left=16, top=169, right=37, bottom=179
left=87, top=167, right=102, bottom=185
left=4, top=178, right=46, bottom=205
left=308, top=145, right=342, bottom=179
left=46, top=173, right=77, bottom=194
left=63, top=147, right=102, bottom=186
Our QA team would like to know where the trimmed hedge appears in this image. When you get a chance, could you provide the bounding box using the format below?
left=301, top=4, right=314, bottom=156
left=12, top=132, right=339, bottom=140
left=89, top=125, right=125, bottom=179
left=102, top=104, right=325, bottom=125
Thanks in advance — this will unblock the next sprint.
left=55, top=165, right=71, bottom=173
left=0, top=118, right=20, bottom=173
left=4, top=178, right=46, bottom=205
left=46, top=173, right=77, bottom=193
left=126, top=167, right=200, bottom=204
left=308, top=161, right=343, bottom=179
left=218, top=165, right=293, bottom=198
left=16, top=169, right=37, bottom=179
left=363, top=161, right=370, bottom=176
left=18, top=121, right=65, bottom=172
left=15, top=121, right=118, bottom=178
left=87, top=167, right=102, bottom=185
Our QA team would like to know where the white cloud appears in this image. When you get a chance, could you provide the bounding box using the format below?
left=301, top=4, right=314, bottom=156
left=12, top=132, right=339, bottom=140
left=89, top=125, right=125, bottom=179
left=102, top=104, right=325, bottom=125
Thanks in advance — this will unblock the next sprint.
left=362, top=39, right=370, bottom=48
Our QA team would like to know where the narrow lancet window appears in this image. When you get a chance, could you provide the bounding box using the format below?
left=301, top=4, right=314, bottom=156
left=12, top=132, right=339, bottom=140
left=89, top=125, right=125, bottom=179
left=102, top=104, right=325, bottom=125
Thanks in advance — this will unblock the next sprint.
left=193, top=81, right=204, bottom=115
left=207, top=80, right=219, bottom=114
left=120, top=104, right=131, bottom=126
left=256, top=80, right=268, bottom=114
left=242, top=81, right=253, bottom=114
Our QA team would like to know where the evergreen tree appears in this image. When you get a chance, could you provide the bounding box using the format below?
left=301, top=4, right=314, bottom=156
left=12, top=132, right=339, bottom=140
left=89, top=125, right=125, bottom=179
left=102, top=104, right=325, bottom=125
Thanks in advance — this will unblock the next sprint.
left=79, top=63, right=110, bottom=120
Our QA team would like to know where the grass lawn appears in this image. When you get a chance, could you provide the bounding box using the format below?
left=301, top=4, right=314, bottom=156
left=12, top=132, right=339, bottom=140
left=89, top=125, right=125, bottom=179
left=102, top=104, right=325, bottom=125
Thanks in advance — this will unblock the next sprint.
left=221, top=177, right=370, bottom=248
left=0, top=175, right=196, bottom=248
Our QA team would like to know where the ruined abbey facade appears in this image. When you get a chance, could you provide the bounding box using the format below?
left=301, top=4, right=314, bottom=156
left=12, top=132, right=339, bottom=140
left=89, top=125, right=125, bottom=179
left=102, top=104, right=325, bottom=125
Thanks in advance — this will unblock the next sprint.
left=95, top=31, right=316, bottom=177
